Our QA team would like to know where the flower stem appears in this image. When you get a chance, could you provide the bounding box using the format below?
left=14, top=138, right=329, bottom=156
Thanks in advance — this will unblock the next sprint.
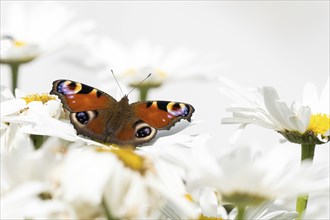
left=31, top=134, right=44, bottom=150
left=9, top=63, right=20, bottom=93
left=102, top=197, right=115, bottom=220
left=295, top=143, right=316, bottom=220
left=300, top=143, right=315, bottom=161
left=236, top=206, right=246, bottom=220
left=130, top=82, right=161, bottom=101
left=296, top=194, right=309, bottom=220
left=138, top=86, right=149, bottom=101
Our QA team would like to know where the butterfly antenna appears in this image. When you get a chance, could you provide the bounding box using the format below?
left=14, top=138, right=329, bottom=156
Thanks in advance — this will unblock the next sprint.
left=127, top=73, right=152, bottom=96
left=111, top=69, right=124, bottom=96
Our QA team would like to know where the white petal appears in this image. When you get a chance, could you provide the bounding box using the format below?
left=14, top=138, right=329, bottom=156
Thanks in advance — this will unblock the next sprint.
left=199, top=187, right=219, bottom=217
left=263, top=87, right=293, bottom=130
left=0, top=99, right=26, bottom=117
left=43, top=100, right=62, bottom=119
left=317, top=134, right=329, bottom=143
left=296, top=105, right=311, bottom=130
left=262, top=210, right=298, bottom=220
left=60, top=149, right=115, bottom=204
left=289, top=116, right=307, bottom=133
left=1, top=181, right=46, bottom=219
left=0, top=86, right=15, bottom=101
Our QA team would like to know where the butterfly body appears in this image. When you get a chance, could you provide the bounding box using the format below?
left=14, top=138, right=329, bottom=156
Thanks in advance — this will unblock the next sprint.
left=50, top=80, right=195, bottom=146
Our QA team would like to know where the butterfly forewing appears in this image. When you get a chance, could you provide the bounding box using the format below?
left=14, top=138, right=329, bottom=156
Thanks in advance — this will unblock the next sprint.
left=132, top=101, right=195, bottom=129
left=51, top=80, right=117, bottom=112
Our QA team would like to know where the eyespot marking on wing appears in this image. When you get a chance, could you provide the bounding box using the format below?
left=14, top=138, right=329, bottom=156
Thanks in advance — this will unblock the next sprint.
left=71, top=110, right=98, bottom=126
left=57, top=81, right=82, bottom=95
left=167, top=102, right=190, bottom=117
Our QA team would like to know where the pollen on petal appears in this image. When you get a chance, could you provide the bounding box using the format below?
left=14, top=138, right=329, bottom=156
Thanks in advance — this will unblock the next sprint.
left=14, top=41, right=27, bottom=47
left=198, top=214, right=224, bottom=220
left=184, top=194, right=194, bottom=202
left=307, top=113, right=330, bottom=135
left=96, top=147, right=147, bottom=174
left=156, top=68, right=168, bottom=79
left=22, top=93, right=57, bottom=104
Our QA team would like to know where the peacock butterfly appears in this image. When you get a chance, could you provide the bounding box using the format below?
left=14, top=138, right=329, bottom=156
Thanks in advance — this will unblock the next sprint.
left=50, top=80, right=195, bottom=146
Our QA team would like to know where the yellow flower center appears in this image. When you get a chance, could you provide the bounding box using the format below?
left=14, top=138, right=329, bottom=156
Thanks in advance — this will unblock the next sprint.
left=307, top=113, right=330, bottom=135
left=184, top=193, right=194, bottom=202
left=22, top=93, right=57, bottom=104
left=96, top=147, right=147, bottom=174
left=155, top=68, right=167, bottom=79
left=123, top=68, right=137, bottom=76
left=123, top=68, right=168, bottom=81
left=199, top=214, right=223, bottom=220
left=14, top=41, right=27, bottom=47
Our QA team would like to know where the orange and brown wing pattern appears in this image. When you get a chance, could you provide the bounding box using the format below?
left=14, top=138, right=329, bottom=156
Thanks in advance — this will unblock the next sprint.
left=50, top=80, right=117, bottom=112
left=132, top=101, right=195, bottom=129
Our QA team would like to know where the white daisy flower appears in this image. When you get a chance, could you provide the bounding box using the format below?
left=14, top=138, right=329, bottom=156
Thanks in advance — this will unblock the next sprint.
left=1, top=137, right=69, bottom=193
left=136, top=129, right=210, bottom=219
left=55, top=146, right=196, bottom=219
left=161, top=183, right=298, bottom=220
left=1, top=181, right=77, bottom=220
left=227, top=202, right=298, bottom=220
left=0, top=90, right=105, bottom=149
left=220, top=78, right=330, bottom=144
left=1, top=91, right=62, bottom=150
left=186, top=145, right=328, bottom=209
left=0, top=1, right=94, bottom=63
left=80, top=37, right=225, bottom=100
left=138, top=132, right=211, bottom=218
left=197, top=188, right=298, bottom=220
left=1, top=137, right=77, bottom=219
left=302, top=78, right=330, bottom=141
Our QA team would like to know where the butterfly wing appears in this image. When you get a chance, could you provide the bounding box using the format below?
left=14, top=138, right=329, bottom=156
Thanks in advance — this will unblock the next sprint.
left=50, top=80, right=120, bottom=143
left=50, top=79, right=117, bottom=112
left=131, top=101, right=195, bottom=130
left=50, top=80, right=195, bottom=146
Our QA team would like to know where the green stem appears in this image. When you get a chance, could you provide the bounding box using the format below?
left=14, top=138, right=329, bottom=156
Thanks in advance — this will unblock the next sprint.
left=10, top=63, right=20, bottom=93
left=296, top=195, right=309, bottom=220
left=102, top=197, right=115, bottom=220
left=30, top=135, right=44, bottom=150
left=295, top=143, right=316, bottom=220
left=130, top=83, right=161, bottom=101
left=300, top=143, right=315, bottom=162
left=138, top=86, right=149, bottom=101
left=236, top=206, right=246, bottom=220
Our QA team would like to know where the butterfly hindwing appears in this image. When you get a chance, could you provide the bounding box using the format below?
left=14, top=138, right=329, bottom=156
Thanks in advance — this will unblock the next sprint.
left=114, top=119, right=157, bottom=146
left=69, top=109, right=116, bottom=143
left=132, top=101, right=195, bottom=130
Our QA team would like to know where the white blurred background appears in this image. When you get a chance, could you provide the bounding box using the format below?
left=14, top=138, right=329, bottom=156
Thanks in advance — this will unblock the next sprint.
left=1, top=1, right=329, bottom=156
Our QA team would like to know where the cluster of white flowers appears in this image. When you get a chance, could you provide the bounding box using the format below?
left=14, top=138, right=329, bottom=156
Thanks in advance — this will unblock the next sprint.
left=1, top=81, right=329, bottom=219
left=79, top=37, right=226, bottom=87
left=1, top=2, right=329, bottom=220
